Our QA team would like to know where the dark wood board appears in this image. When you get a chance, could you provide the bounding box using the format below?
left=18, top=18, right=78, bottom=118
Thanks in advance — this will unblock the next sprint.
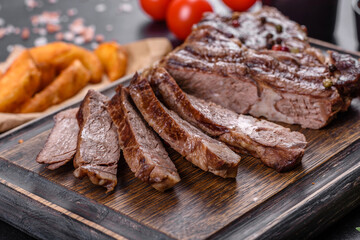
left=0, top=42, right=360, bottom=240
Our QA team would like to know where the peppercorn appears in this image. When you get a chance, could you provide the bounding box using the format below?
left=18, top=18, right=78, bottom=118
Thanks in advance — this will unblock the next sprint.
left=266, top=33, right=273, bottom=39
left=281, top=46, right=290, bottom=52
left=275, top=38, right=282, bottom=44
left=239, top=37, right=246, bottom=43
left=329, top=64, right=337, bottom=73
left=276, top=24, right=283, bottom=33
left=260, top=16, right=266, bottom=24
left=323, top=79, right=333, bottom=88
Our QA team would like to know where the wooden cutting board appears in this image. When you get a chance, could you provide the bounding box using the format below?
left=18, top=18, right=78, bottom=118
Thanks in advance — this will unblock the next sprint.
left=0, top=40, right=360, bottom=240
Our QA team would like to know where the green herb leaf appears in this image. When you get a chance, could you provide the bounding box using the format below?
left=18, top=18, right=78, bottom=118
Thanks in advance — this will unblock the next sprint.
left=356, top=227, right=360, bottom=232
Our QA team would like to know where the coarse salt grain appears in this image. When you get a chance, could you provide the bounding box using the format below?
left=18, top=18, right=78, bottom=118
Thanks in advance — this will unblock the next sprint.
left=95, top=34, right=104, bottom=43
left=21, top=28, right=30, bottom=39
left=46, top=23, right=61, bottom=33
left=55, top=32, right=63, bottom=41
left=25, top=0, right=40, bottom=9
left=63, top=31, right=74, bottom=41
left=91, top=42, right=98, bottom=50
left=95, top=3, right=107, bottom=13
left=38, top=28, right=47, bottom=36
left=82, top=26, right=95, bottom=43
left=67, top=8, right=78, bottom=17
left=0, top=29, right=5, bottom=39
left=74, top=36, right=85, bottom=45
left=119, top=3, right=133, bottom=13
left=34, top=37, right=48, bottom=46
left=48, top=0, right=57, bottom=4
left=7, top=45, right=14, bottom=52
left=69, top=18, right=85, bottom=34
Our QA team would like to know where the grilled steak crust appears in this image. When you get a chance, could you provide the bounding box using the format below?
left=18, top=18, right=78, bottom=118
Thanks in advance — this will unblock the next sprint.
left=108, top=85, right=180, bottom=191
left=74, top=90, right=120, bottom=193
left=150, top=67, right=306, bottom=172
left=161, top=7, right=360, bottom=129
left=36, top=108, right=79, bottom=170
left=197, top=6, right=309, bottom=52
left=129, top=71, right=241, bottom=178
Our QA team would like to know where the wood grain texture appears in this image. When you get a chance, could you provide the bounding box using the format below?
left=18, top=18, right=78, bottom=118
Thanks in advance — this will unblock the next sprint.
left=0, top=45, right=360, bottom=240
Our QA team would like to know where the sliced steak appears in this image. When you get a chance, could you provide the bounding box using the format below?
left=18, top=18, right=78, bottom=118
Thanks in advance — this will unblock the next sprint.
left=150, top=67, right=307, bottom=172
left=108, top=85, right=180, bottom=191
left=36, top=108, right=79, bottom=170
left=129, top=71, right=241, bottom=178
left=161, top=8, right=360, bottom=129
left=74, top=90, right=120, bottom=193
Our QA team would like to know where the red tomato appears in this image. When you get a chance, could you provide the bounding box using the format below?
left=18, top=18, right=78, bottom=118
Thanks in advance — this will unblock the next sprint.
left=140, top=0, right=172, bottom=21
left=222, top=0, right=257, bottom=12
left=166, top=0, right=213, bottom=40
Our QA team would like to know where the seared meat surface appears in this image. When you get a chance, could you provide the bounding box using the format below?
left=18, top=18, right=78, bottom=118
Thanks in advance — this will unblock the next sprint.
left=36, top=108, right=79, bottom=170
left=162, top=7, right=360, bottom=129
left=129, top=71, right=241, bottom=178
left=74, top=90, right=120, bottom=193
left=108, top=85, right=180, bottom=191
left=150, top=67, right=306, bottom=172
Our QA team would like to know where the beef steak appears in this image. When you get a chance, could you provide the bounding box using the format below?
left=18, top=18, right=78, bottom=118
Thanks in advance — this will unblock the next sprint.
left=162, top=7, right=360, bottom=129
left=129, top=71, right=241, bottom=178
left=150, top=67, right=307, bottom=172
left=36, top=108, right=79, bottom=170
left=74, top=90, right=120, bottom=193
left=108, top=85, right=180, bottom=191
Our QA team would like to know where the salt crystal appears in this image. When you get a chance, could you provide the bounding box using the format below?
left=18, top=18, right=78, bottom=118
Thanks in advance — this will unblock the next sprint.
left=31, top=11, right=61, bottom=26
left=38, top=28, right=47, bottom=36
left=91, top=42, right=98, bottom=50
left=34, top=37, right=48, bottom=46
left=46, top=23, right=61, bottom=33
left=0, top=29, right=5, bottom=39
left=25, top=0, right=40, bottom=9
left=119, top=3, right=133, bottom=13
left=74, top=36, right=85, bottom=45
left=21, top=28, right=30, bottom=39
left=82, top=26, right=95, bottom=43
left=105, top=24, right=113, bottom=32
left=14, top=28, right=21, bottom=35
left=69, top=18, right=85, bottom=34
left=7, top=45, right=14, bottom=53
left=48, top=0, right=57, bottom=3
left=63, top=31, right=74, bottom=41
left=95, top=34, right=104, bottom=43
left=95, top=3, right=107, bottom=13
left=67, top=8, right=78, bottom=17
left=55, top=32, right=63, bottom=41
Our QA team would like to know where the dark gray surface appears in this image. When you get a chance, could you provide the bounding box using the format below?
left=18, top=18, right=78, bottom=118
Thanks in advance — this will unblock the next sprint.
left=0, top=0, right=359, bottom=239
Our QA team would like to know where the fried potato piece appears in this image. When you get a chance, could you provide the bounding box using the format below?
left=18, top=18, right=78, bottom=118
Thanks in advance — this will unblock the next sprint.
left=37, top=63, right=56, bottom=91
left=30, top=42, right=103, bottom=83
left=94, top=42, right=127, bottom=81
left=0, top=50, right=41, bottom=113
left=19, top=60, right=90, bottom=113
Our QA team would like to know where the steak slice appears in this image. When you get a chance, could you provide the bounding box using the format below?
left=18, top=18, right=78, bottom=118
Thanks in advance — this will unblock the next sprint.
left=129, top=71, right=241, bottom=178
left=161, top=9, right=360, bottom=129
left=36, top=108, right=79, bottom=170
left=74, top=90, right=120, bottom=193
left=150, top=67, right=307, bottom=172
left=108, top=85, right=180, bottom=191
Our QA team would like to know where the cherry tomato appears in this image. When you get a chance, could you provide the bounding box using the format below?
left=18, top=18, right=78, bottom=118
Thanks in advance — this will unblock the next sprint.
left=166, top=0, right=213, bottom=40
left=140, top=0, right=172, bottom=21
left=222, top=0, right=257, bottom=12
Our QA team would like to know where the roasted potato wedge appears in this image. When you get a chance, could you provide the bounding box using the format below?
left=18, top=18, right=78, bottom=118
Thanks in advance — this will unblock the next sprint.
left=95, top=42, right=127, bottom=81
left=37, top=63, right=56, bottom=91
left=0, top=50, right=41, bottom=113
left=30, top=42, right=103, bottom=83
left=19, top=60, right=90, bottom=113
